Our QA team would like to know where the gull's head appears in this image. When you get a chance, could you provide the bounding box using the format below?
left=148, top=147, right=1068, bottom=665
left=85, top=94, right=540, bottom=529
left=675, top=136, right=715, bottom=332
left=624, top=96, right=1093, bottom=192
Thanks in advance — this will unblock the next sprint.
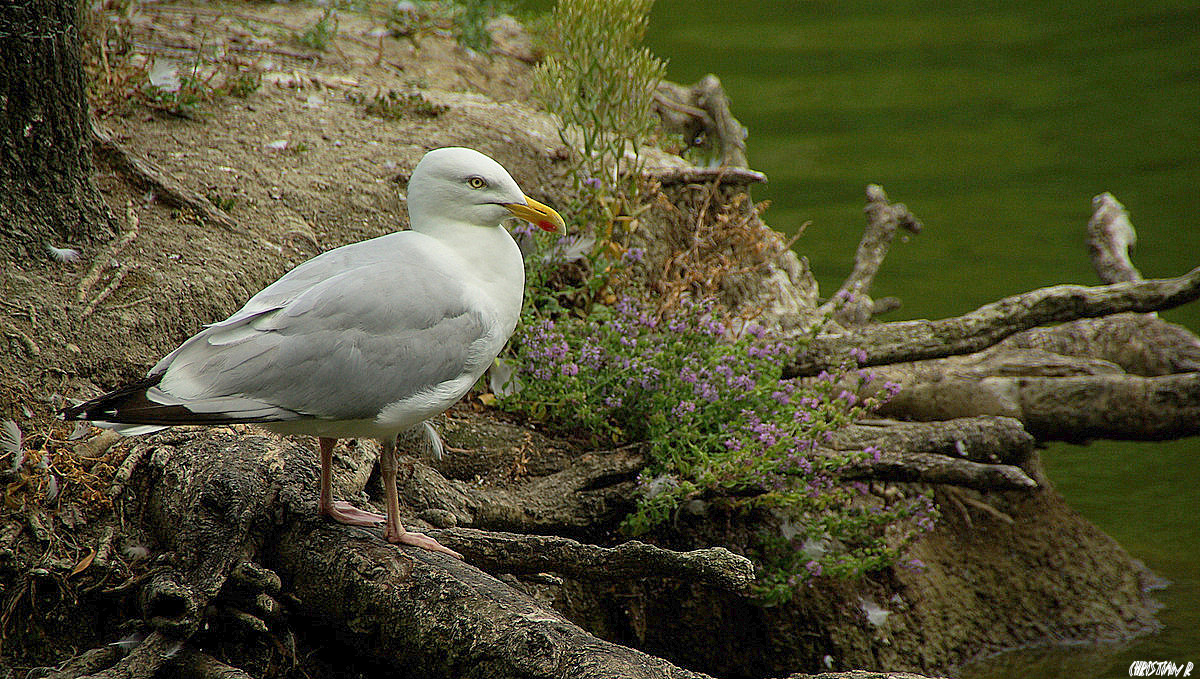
left=407, top=147, right=563, bottom=234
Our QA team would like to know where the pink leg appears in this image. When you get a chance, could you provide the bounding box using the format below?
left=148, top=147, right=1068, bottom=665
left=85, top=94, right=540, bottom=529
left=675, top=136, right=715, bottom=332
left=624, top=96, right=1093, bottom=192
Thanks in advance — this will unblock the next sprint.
left=318, top=437, right=384, bottom=526
left=380, top=436, right=462, bottom=558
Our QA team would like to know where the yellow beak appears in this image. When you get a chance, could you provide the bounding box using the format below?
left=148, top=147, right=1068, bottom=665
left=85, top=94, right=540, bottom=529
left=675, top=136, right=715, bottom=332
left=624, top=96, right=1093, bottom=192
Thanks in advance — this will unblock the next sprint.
left=504, top=196, right=564, bottom=232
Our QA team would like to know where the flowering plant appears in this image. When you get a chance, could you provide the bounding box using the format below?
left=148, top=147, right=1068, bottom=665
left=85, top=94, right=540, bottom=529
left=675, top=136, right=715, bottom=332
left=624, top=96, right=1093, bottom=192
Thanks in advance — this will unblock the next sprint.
left=500, top=296, right=936, bottom=602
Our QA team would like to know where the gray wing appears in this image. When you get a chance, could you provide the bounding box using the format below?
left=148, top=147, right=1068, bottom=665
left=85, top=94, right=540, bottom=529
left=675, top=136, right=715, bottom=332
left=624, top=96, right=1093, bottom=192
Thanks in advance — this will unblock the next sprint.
left=206, top=232, right=413, bottom=329
left=152, top=240, right=495, bottom=421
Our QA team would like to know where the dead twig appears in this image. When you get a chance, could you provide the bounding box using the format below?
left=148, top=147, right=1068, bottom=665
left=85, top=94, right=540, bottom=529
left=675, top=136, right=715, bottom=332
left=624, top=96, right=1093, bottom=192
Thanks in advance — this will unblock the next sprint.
left=77, top=200, right=141, bottom=304
left=820, top=184, right=923, bottom=327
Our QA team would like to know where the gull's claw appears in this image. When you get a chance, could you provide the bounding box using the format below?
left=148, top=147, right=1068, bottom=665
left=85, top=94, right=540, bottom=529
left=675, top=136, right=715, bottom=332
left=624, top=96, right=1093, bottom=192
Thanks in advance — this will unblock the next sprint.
left=386, top=528, right=463, bottom=559
left=324, top=501, right=385, bottom=527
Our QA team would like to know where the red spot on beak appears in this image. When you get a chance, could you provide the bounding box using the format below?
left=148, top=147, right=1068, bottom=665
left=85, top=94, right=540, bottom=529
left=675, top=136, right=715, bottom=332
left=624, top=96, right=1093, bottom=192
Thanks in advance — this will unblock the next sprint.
left=537, top=220, right=558, bottom=232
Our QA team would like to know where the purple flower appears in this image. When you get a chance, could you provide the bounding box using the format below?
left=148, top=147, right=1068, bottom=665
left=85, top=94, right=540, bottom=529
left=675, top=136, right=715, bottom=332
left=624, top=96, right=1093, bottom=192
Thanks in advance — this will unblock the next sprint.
left=864, top=445, right=882, bottom=462
left=603, top=395, right=623, bottom=408
left=560, top=363, right=579, bottom=377
left=511, top=221, right=538, bottom=238
left=580, top=342, right=602, bottom=367
left=838, top=390, right=857, bottom=406
left=672, top=400, right=696, bottom=417
left=623, top=247, right=646, bottom=263
left=805, top=560, right=823, bottom=577
left=849, top=347, right=868, bottom=364
left=699, top=315, right=726, bottom=337
left=730, top=375, right=755, bottom=391
left=694, top=382, right=718, bottom=402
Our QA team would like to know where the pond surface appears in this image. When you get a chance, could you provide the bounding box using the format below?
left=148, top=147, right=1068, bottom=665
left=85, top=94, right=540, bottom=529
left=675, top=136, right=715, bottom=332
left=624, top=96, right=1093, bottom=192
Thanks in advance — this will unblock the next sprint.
left=520, top=1, right=1199, bottom=675
left=643, top=3, right=1198, bottom=677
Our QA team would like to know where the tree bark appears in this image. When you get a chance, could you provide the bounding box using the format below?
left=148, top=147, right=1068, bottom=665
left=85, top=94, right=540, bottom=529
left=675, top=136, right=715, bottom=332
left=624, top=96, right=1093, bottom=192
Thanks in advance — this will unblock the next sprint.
left=0, top=0, right=114, bottom=259
left=785, top=267, right=1200, bottom=378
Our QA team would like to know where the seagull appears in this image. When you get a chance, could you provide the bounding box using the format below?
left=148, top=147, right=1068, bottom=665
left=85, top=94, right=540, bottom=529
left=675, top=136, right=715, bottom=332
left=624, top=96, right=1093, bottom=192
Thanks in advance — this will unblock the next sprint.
left=65, top=147, right=564, bottom=558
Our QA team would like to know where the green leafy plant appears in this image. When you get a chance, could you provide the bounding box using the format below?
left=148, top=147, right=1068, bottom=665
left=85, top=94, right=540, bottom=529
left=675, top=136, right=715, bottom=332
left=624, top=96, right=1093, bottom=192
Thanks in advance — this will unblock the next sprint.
left=296, top=8, right=338, bottom=52
left=347, top=89, right=447, bottom=120
left=224, top=70, right=262, bottom=98
left=453, top=0, right=494, bottom=53
left=531, top=0, right=666, bottom=304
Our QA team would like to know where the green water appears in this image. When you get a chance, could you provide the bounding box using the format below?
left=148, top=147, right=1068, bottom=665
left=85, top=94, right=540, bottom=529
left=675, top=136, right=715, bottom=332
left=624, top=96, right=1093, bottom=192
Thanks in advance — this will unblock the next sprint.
left=642, top=2, right=1200, bottom=676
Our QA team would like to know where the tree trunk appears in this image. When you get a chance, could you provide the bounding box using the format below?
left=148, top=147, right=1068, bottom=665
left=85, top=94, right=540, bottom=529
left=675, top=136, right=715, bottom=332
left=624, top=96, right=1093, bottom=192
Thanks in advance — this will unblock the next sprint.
left=0, top=0, right=113, bottom=259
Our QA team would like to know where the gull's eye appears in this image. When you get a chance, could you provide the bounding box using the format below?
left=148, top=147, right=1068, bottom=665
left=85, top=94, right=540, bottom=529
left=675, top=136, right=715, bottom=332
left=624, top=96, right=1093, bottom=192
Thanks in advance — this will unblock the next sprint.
left=467, top=176, right=488, bottom=190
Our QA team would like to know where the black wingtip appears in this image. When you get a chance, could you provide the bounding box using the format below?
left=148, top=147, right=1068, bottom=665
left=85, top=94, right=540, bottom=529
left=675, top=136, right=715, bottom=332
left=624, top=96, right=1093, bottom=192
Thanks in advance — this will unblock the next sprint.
left=62, top=374, right=165, bottom=422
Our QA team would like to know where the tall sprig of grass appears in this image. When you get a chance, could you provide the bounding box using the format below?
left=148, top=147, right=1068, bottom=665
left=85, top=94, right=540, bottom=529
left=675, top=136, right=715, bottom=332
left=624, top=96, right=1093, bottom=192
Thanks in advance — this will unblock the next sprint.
left=533, top=0, right=665, bottom=234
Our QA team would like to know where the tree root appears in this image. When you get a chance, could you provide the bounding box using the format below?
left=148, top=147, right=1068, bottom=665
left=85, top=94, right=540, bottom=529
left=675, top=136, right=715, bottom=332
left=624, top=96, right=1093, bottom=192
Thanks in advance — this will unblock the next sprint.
left=843, top=453, right=1036, bottom=491
left=402, top=448, right=645, bottom=534
left=787, top=265, right=1200, bottom=377
left=91, top=121, right=236, bottom=229
left=993, top=314, right=1200, bottom=376
left=652, top=166, right=767, bottom=187
left=1088, top=192, right=1141, bottom=284
left=1015, top=371, right=1200, bottom=441
left=792, top=187, right=1200, bottom=378
left=427, top=527, right=755, bottom=592
left=832, top=417, right=1033, bottom=466
left=270, top=522, right=717, bottom=679
left=173, top=648, right=257, bottom=679
left=87, top=428, right=951, bottom=679
left=58, top=632, right=178, bottom=679
left=827, top=417, right=1038, bottom=490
